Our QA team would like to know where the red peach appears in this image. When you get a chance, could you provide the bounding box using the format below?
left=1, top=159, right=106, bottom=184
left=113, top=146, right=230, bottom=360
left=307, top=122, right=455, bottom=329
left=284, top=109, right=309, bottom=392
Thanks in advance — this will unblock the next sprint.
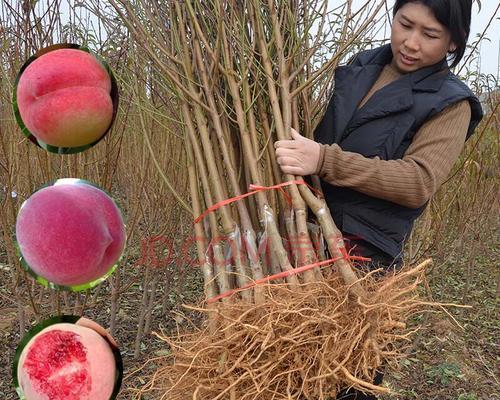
left=15, top=181, right=126, bottom=288
left=17, top=323, right=117, bottom=400
left=16, top=48, right=113, bottom=148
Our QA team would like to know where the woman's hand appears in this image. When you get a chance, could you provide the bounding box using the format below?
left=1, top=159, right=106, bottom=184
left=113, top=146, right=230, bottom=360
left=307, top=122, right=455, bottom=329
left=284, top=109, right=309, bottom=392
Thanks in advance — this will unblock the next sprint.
left=76, top=317, right=119, bottom=349
left=274, top=128, right=321, bottom=176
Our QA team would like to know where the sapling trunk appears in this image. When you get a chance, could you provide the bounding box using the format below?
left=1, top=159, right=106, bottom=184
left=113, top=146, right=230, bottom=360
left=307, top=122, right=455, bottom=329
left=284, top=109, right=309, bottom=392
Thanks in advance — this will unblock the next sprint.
left=109, top=0, right=372, bottom=302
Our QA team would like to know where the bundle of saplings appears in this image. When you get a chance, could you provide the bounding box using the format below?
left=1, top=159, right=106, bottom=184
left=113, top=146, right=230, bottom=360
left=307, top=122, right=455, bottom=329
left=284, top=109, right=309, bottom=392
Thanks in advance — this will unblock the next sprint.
left=110, top=1, right=436, bottom=398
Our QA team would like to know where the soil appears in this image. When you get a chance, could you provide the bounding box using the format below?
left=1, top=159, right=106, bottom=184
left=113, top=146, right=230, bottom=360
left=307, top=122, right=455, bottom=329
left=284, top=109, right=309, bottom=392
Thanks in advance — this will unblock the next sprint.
left=1, top=235, right=498, bottom=400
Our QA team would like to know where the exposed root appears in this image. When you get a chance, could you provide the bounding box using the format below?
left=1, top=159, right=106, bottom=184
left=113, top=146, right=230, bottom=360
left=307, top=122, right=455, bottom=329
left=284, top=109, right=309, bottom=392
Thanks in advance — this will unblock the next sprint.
left=133, top=262, right=436, bottom=399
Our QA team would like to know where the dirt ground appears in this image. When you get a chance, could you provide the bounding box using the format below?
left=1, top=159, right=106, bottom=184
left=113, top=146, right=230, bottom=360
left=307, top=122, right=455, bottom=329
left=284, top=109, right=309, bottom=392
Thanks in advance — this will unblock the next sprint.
left=1, top=233, right=498, bottom=400
left=381, top=235, right=499, bottom=400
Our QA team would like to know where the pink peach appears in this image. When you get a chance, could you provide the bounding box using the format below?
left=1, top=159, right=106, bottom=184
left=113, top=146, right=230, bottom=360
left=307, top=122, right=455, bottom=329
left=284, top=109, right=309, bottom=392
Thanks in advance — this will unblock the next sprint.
left=16, top=48, right=113, bottom=148
left=17, top=323, right=117, bottom=400
left=15, top=181, right=126, bottom=287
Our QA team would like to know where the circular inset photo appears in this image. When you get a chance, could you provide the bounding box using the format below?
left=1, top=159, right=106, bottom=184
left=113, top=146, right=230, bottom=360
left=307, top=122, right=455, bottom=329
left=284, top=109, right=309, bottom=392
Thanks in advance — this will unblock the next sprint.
left=15, top=178, right=126, bottom=291
left=13, top=315, right=123, bottom=400
left=12, top=43, right=119, bottom=154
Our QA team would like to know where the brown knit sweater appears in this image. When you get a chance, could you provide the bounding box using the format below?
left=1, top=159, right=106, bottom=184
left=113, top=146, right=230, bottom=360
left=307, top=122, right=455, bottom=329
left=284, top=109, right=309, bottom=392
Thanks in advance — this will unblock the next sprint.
left=315, top=63, right=471, bottom=209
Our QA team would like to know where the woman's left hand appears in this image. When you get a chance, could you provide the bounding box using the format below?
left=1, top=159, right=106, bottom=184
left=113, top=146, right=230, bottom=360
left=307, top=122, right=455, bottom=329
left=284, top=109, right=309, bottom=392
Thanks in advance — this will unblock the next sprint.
left=76, top=317, right=119, bottom=349
left=274, top=128, right=321, bottom=176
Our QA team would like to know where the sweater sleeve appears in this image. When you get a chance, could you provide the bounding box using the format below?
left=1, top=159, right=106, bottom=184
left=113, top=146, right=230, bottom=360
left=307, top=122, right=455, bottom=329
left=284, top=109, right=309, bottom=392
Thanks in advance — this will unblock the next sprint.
left=317, top=100, right=471, bottom=209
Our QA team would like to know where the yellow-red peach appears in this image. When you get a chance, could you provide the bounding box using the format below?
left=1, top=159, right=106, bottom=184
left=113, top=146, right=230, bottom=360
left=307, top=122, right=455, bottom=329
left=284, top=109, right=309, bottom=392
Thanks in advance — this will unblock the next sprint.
left=15, top=181, right=126, bottom=287
left=16, top=48, right=113, bottom=148
left=17, top=323, right=116, bottom=400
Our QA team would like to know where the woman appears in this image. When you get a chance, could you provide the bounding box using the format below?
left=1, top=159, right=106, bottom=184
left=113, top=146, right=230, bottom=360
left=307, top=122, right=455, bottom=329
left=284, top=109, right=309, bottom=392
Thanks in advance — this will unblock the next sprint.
left=275, top=0, right=483, bottom=398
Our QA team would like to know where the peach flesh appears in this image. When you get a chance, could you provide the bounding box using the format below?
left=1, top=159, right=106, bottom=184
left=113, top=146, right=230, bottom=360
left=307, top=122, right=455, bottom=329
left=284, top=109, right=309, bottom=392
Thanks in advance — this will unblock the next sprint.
left=17, top=323, right=116, bottom=400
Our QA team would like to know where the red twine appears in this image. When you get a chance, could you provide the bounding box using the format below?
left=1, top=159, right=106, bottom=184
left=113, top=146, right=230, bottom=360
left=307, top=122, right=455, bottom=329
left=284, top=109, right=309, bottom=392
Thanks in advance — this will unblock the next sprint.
left=194, top=180, right=321, bottom=224
left=207, top=253, right=371, bottom=303
left=193, top=181, right=370, bottom=303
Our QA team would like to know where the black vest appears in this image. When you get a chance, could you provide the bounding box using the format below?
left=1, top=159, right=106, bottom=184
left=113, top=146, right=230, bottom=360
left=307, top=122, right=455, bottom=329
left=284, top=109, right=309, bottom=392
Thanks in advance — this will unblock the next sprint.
left=314, top=44, right=483, bottom=260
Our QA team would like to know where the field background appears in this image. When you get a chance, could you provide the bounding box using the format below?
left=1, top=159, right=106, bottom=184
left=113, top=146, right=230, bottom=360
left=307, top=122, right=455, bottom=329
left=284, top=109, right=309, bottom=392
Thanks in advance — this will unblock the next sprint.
left=0, top=1, right=498, bottom=399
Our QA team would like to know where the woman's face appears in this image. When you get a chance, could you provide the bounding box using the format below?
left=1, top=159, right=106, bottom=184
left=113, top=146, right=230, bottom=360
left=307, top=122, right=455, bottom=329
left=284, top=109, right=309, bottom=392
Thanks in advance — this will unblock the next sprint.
left=391, top=2, right=456, bottom=73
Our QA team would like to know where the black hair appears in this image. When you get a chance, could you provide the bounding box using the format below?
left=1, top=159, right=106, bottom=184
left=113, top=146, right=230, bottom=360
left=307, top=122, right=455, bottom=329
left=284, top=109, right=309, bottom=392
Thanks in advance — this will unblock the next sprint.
left=393, top=0, right=472, bottom=68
